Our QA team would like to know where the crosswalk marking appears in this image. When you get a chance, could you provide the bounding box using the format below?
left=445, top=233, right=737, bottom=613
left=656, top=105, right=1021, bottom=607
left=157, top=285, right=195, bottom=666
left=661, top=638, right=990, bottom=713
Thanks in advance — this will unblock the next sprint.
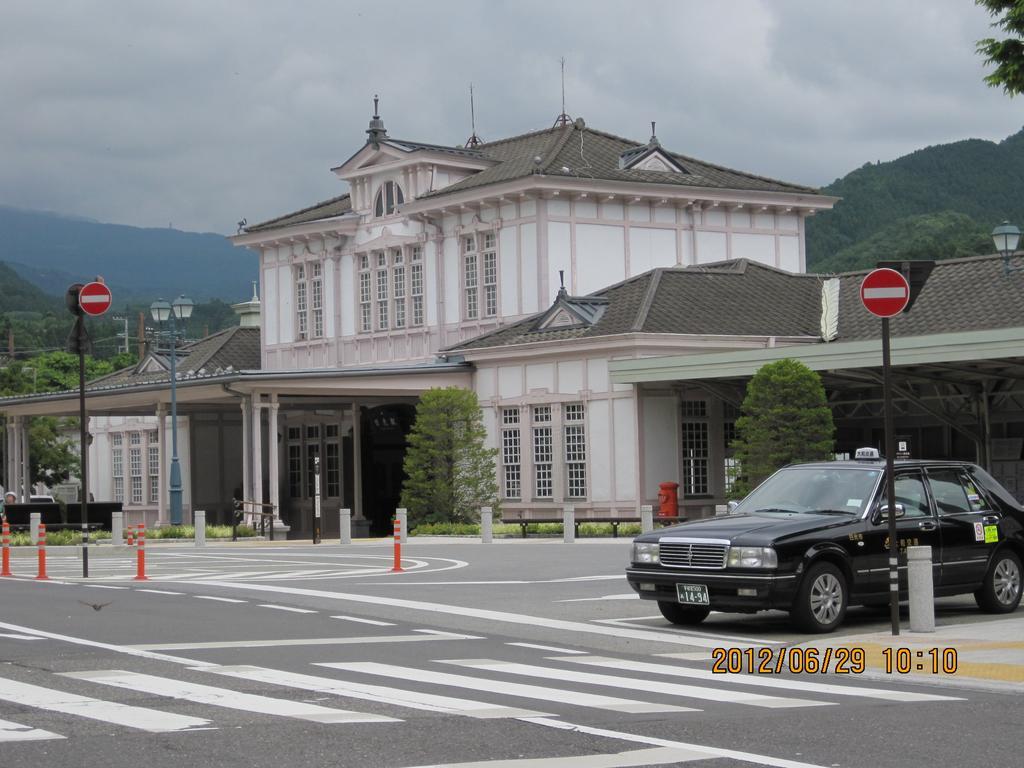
left=257, top=604, right=318, bottom=614
left=0, top=676, right=211, bottom=732
left=193, top=595, right=247, bottom=603
left=556, top=656, right=964, bottom=702
left=403, top=746, right=710, bottom=768
left=61, top=670, right=398, bottom=724
left=0, top=632, right=43, bottom=640
left=136, top=589, right=183, bottom=596
left=506, top=642, right=585, bottom=655
left=317, top=662, right=696, bottom=714
left=331, top=615, right=395, bottom=626
left=202, top=664, right=549, bottom=719
left=0, top=717, right=65, bottom=743
left=128, top=633, right=477, bottom=651
left=441, top=659, right=829, bottom=709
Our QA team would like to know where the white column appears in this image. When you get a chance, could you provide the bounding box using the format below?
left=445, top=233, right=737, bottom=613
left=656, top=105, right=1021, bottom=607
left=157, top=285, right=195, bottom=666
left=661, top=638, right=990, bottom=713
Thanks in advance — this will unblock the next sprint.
left=21, top=417, right=31, bottom=499
left=10, top=416, right=21, bottom=499
left=480, top=506, right=493, bottom=543
left=4, top=416, right=14, bottom=495
left=240, top=397, right=251, bottom=503
left=268, top=398, right=280, bottom=522
left=251, top=395, right=263, bottom=505
left=908, top=545, right=935, bottom=633
left=352, top=401, right=363, bottom=521
left=156, top=404, right=167, bottom=525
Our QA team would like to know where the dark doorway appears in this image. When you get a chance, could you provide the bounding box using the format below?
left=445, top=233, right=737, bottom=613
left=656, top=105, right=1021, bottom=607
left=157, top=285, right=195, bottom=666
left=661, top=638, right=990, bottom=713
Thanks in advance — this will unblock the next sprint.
left=359, top=404, right=416, bottom=536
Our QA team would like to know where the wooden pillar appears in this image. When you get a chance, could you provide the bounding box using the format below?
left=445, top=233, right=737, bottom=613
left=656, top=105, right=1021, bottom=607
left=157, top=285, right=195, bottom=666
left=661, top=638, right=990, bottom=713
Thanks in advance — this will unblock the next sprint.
left=268, top=398, right=280, bottom=521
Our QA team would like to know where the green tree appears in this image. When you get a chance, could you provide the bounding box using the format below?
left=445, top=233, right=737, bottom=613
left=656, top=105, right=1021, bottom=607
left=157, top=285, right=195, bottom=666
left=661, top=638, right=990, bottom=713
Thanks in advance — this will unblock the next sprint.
left=977, top=0, right=1024, bottom=96
left=730, top=359, right=835, bottom=496
left=399, top=387, right=498, bottom=527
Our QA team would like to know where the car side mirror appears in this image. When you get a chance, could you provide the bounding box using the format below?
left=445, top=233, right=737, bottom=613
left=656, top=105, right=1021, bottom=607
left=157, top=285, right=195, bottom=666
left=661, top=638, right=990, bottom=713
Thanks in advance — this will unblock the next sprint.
left=873, top=502, right=905, bottom=524
left=727, top=500, right=740, bottom=513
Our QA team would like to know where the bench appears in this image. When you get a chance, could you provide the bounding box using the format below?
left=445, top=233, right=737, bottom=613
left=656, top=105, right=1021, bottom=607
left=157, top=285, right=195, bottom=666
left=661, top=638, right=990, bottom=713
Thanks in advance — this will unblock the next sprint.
left=502, top=515, right=687, bottom=539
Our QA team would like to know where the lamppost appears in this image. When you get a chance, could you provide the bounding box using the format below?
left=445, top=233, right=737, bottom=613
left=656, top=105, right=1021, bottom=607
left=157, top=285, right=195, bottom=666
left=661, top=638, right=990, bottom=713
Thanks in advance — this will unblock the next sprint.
left=150, top=295, right=194, bottom=526
left=992, top=221, right=1022, bottom=275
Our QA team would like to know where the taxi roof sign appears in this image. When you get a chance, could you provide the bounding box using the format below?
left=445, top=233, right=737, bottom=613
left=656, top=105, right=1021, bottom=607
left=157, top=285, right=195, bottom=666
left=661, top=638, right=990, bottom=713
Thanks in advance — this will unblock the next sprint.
left=854, top=447, right=881, bottom=460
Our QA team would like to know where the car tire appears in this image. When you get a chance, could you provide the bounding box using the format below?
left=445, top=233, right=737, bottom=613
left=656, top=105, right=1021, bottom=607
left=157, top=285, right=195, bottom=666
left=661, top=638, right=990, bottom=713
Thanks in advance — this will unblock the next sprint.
left=792, top=562, right=847, bottom=633
left=974, top=550, right=1022, bottom=614
left=657, top=601, right=711, bottom=625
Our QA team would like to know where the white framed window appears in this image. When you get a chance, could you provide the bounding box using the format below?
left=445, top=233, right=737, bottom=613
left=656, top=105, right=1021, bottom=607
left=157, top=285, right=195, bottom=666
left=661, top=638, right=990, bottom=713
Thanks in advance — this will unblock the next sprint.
left=463, top=232, right=498, bottom=320
left=129, top=432, right=141, bottom=446
left=376, top=257, right=389, bottom=331
left=411, top=246, right=424, bottom=327
left=325, top=441, right=341, bottom=498
left=295, top=264, right=308, bottom=341
left=357, top=246, right=424, bottom=333
left=501, top=408, right=521, bottom=499
left=311, top=262, right=323, bottom=338
left=681, top=400, right=709, bottom=496
left=563, top=403, right=586, bottom=499
left=393, top=258, right=406, bottom=330
left=111, top=437, right=124, bottom=503
left=359, top=270, right=372, bottom=332
left=373, top=180, right=404, bottom=217
left=129, top=447, right=142, bottom=505
left=148, top=445, right=159, bottom=505
left=723, top=405, right=739, bottom=495
left=532, top=405, right=553, bottom=499
left=287, top=437, right=302, bottom=499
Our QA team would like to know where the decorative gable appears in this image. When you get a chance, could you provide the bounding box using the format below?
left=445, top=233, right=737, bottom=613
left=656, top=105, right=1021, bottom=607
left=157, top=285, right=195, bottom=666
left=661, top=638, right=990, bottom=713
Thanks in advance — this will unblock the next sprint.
left=535, top=288, right=609, bottom=331
left=619, top=146, right=688, bottom=173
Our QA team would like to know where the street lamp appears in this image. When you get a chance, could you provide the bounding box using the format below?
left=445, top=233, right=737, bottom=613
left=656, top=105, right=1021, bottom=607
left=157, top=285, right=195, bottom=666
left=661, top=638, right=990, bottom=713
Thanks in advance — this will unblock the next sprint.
left=992, top=221, right=1022, bottom=275
left=150, top=294, right=194, bottom=526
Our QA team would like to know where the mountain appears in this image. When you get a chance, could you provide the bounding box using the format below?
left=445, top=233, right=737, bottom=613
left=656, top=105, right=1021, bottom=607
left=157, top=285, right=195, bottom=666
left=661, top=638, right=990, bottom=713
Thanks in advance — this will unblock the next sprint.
left=0, top=206, right=256, bottom=303
left=806, top=128, right=1024, bottom=272
left=0, top=261, right=60, bottom=316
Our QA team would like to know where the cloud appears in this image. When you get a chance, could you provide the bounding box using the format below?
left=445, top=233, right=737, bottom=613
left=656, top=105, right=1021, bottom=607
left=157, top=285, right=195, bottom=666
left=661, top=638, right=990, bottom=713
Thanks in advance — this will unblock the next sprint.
left=0, top=0, right=1020, bottom=234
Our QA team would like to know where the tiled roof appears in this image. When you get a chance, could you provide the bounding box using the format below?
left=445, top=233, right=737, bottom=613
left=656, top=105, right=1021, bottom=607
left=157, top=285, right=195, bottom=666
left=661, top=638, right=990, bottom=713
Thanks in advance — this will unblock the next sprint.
left=245, top=194, right=352, bottom=233
left=834, top=253, right=1024, bottom=341
left=383, top=138, right=486, bottom=159
left=448, top=260, right=824, bottom=351
left=84, top=327, right=261, bottom=392
left=420, top=122, right=819, bottom=200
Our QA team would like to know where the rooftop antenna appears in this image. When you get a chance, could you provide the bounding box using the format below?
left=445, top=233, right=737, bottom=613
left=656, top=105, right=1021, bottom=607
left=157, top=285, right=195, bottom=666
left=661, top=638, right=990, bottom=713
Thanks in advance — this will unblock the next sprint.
left=553, top=57, right=572, bottom=127
left=465, top=83, right=482, bottom=148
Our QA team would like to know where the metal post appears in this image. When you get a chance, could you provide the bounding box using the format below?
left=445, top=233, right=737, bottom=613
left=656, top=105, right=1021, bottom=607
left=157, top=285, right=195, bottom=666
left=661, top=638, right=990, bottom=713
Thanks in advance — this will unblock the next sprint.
left=480, top=506, right=493, bottom=543
left=168, top=312, right=183, bottom=526
left=563, top=505, right=575, bottom=543
left=883, top=317, right=900, bottom=636
left=908, top=545, right=935, bottom=632
left=111, top=511, right=123, bottom=547
left=77, top=315, right=90, bottom=578
left=339, top=507, right=351, bottom=545
left=640, top=504, right=653, bottom=533
left=313, top=456, right=321, bottom=545
left=193, top=510, right=205, bottom=547
left=396, top=508, right=407, bottom=544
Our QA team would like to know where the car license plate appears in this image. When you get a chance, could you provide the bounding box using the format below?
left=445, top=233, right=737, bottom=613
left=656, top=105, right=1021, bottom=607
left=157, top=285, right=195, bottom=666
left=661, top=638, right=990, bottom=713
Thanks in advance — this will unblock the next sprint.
left=676, top=583, right=709, bottom=605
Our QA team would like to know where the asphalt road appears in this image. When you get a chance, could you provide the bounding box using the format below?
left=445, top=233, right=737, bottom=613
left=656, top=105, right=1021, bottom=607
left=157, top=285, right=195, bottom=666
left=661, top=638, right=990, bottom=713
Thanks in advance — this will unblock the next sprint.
left=1, top=538, right=1021, bottom=768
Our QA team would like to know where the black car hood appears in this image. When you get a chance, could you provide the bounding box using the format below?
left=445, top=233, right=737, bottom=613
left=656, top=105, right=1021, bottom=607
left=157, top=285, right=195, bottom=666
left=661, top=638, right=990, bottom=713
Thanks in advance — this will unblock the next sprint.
left=649, top=512, right=854, bottom=545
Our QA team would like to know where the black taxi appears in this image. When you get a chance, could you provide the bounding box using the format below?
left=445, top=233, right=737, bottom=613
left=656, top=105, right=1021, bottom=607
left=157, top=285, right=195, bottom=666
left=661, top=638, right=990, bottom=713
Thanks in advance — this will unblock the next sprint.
left=626, top=450, right=1024, bottom=632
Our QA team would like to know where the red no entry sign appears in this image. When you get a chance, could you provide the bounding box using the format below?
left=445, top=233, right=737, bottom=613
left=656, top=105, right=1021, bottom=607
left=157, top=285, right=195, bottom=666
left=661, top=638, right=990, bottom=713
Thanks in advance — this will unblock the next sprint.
left=79, top=281, right=112, bottom=316
left=860, top=268, right=909, bottom=318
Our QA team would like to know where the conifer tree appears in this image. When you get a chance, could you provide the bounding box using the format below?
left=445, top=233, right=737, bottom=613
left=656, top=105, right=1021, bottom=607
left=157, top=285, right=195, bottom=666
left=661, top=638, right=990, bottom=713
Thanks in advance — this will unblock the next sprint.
left=730, top=359, right=835, bottom=497
left=399, top=387, right=498, bottom=527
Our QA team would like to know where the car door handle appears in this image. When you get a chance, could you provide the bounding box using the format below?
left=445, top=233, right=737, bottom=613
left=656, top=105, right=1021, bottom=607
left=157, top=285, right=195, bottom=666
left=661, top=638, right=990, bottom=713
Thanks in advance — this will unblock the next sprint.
left=982, top=515, right=1000, bottom=526
left=918, top=521, right=937, bottom=532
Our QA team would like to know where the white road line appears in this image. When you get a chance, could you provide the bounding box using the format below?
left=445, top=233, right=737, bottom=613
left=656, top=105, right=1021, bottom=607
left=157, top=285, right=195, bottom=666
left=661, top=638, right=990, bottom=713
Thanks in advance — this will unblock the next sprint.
left=317, top=662, right=695, bottom=715
left=558, top=656, right=964, bottom=702
left=656, top=652, right=713, bottom=661
left=62, top=670, right=397, bottom=724
left=128, top=633, right=480, bottom=651
left=0, top=633, right=43, bottom=640
left=506, top=643, right=586, bottom=655
left=554, top=594, right=639, bottom=603
left=518, top=717, right=831, bottom=768
left=136, top=589, right=183, bottom=596
left=0, top=621, right=217, bottom=668
left=592, top=616, right=786, bottom=647
left=442, top=659, right=828, bottom=709
left=331, top=615, right=395, bottom=626
left=257, top=604, right=317, bottom=614
left=0, top=717, right=64, bottom=743
left=193, top=595, right=247, bottom=604
left=0, top=676, right=211, bottom=732
left=414, top=629, right=485, bottom=639
left=202, top=664, right=548, bottom=720
left=85, top=584, right=129, bottom=590
left=403, top=746, right=708, bottom=767
left=191, top=581, right=753, bottom=649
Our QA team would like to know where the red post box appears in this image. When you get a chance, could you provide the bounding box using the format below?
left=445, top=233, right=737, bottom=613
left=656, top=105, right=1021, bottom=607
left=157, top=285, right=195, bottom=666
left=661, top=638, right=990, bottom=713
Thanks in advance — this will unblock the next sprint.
left=658, top=481, right=679, bottom=518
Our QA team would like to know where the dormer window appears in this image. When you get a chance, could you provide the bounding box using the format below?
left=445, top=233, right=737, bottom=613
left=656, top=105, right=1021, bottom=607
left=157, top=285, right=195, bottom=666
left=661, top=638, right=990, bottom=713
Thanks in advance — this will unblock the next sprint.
left=374, top=181, right=404, bottom=217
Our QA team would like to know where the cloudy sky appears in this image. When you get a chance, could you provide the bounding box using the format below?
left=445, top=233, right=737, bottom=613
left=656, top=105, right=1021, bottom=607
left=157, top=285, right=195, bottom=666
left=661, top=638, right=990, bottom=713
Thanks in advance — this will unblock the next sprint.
left=2, top=0, right=1021, bottom=235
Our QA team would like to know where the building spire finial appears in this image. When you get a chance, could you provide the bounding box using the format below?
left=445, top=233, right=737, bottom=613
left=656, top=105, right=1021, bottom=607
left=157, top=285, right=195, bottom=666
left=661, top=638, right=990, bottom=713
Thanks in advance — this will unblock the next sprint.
left=373, top=94, right=379, bottom=117
left=366, top=94, right=387, bottom=145
left=553, top=57, right=572, bottom=127
left=465, top=83, right=482, bottom=148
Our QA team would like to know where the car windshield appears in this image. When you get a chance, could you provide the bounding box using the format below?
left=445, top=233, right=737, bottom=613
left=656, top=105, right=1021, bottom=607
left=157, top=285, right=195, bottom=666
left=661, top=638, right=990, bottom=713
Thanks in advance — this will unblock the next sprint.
left=733, top=466, right=881, bottom=516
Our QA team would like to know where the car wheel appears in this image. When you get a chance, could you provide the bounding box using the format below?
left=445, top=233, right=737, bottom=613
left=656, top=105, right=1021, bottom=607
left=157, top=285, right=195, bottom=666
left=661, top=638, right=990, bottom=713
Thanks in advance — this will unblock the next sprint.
left=792, top=562, right=847, bottom=633
left=975, top=550, right=1022, bottom=614
left=657, top=601, right=711, bottom=625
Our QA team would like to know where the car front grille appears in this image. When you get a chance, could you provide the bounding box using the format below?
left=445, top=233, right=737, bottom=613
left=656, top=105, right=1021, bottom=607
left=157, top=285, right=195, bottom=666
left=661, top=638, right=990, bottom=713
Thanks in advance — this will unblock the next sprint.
left=660, top=541, right=728, bottom=569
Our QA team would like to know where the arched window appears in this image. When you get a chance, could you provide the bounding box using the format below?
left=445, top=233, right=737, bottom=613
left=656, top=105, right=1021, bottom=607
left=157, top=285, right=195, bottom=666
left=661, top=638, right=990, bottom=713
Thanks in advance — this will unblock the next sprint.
left=374, top=181, right=404, bottom=217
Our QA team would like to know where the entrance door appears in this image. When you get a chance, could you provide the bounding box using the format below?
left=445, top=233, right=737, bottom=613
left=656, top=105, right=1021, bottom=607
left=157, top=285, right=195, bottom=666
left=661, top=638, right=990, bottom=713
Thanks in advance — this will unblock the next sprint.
left=925, top=467, right=996, bottom=588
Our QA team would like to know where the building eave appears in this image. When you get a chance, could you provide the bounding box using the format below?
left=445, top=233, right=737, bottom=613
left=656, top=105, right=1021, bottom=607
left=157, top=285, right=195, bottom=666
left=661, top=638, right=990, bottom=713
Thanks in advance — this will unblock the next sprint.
left=230, top=214, right=360, bottom=247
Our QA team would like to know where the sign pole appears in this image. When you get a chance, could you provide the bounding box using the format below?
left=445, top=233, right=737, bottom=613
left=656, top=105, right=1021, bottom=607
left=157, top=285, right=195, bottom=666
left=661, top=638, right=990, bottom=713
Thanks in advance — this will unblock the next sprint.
left=882, top=317, right=899, bottom=636
left=77, top=315, right=90, bottom=579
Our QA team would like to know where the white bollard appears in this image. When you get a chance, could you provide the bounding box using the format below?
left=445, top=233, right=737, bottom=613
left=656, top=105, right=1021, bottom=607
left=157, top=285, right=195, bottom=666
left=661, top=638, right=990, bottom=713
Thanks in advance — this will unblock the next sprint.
left=396, top=508, right=408, bottom=544
left=640, top=504, right=653, bottom=533
left=111, top=511, right=124, bottom=546
left=480, top=507, right=493, bottom=543
left=908, top=545, right=935, bottom=632
left=563, top=505, right=575, bottom=543
left=30, top=512, right=40, bottom=543
left=193, top=510, right=206, bottom=547
left=339, top=508, right=352, bottom=545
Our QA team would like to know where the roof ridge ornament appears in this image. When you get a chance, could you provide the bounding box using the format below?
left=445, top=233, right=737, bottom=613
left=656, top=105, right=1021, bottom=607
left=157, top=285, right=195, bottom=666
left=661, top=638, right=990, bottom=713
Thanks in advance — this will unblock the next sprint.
left=465, top=83, right=483, bottom=148
left=366, top=94, right=387, bottom=146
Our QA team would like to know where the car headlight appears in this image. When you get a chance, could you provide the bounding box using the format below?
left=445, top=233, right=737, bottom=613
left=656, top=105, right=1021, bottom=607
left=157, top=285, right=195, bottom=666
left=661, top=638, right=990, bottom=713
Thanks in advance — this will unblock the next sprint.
left=727, top=546, right=778, bottom=569
left=633, top=542, right=660, bottom=564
